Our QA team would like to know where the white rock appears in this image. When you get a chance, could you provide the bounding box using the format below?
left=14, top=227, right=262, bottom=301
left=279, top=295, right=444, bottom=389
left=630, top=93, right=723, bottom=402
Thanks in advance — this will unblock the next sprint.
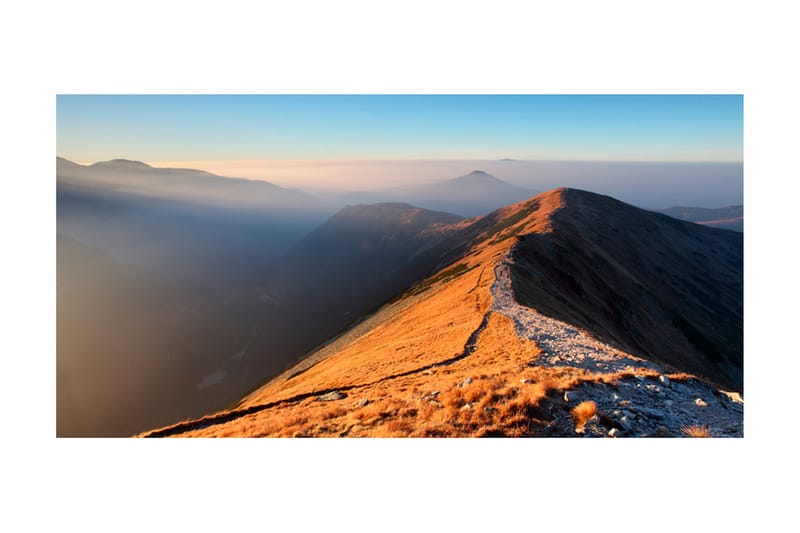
left=457, top=377, right=473, bottom=388
left=564, top=391, right=579, bottom=403
left=695, top=398, right=708, bottom=407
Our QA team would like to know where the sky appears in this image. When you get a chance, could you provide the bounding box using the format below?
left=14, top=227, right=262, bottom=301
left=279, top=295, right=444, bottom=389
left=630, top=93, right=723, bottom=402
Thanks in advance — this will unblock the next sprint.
left=57, top=95, right=743, bottom=164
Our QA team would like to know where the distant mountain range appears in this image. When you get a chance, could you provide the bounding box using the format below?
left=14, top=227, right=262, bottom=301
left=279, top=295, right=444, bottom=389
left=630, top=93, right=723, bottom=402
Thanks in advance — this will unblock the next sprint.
left=345, top=170, right=538, bottom=217
left=654, top=205, right=743, bottom=232
left=57, top=157, right=321, bottom=213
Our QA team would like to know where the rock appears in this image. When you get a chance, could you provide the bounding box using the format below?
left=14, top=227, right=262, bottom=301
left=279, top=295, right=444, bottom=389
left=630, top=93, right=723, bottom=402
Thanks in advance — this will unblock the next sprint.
left=673, top=383, right=690, bottom=395
left=718, top=390, right=744, bottom=404
left=457, top=377, right=473, bottom=388
left=564, top=391, right=579, bottom=403
left=608, top=428, right=620, bottom=438
left=636, top=406, right=666, bottom=419
left=354, top=398, right=369, bottom=408
left=520, top=378, right=532, bottom=384
left=317, top=391, right=346, bottom=402
left=659, top=375, right=671, bottom=386
left=422, top=391, right=440, bottom=401
left=460, top=403, right=474, bottom=411
left=695, top=398, right=708, bottom=407
left=618, top=416, right=633, bottom=432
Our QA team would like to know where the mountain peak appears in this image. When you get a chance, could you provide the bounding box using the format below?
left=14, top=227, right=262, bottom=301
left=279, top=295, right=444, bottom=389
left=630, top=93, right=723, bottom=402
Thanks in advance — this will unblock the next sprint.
left=450, top=170, right=505, bottom=186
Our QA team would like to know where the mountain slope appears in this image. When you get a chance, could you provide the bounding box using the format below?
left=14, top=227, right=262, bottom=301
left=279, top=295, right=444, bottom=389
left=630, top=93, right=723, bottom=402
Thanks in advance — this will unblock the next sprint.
left=250, top=203, right=466, bottom=374
left=346, top=170, right=537, bottom=217
left=140, top=188, right=743, bottom=438
left=510, top=189, right=742, bottom=390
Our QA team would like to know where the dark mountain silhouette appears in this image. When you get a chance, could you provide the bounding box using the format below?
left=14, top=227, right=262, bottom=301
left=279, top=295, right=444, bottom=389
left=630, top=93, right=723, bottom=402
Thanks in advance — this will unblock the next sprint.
left=654, top=205, right=743, bottom=232
left=345, top=170, right=537, bottom=217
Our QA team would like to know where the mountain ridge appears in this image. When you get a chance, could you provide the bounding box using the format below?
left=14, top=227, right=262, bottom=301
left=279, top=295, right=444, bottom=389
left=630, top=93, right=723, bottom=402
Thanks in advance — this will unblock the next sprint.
left=57, top=156, right=322, bottom=212
left=139, top=187, right=743, bottom=438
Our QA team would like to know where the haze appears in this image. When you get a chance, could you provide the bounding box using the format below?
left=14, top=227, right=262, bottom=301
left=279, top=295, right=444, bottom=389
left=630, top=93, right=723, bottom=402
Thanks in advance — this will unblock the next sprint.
left=149, top=158, right=743, bottom=208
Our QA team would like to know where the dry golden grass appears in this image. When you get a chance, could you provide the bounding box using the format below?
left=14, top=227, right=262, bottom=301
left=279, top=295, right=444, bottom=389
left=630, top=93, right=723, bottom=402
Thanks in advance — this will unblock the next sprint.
left=682, top=425, right=711, bottom=438
left=571, top=401, right=598, bottom=432
left=153, top=311, right=666, bottom=438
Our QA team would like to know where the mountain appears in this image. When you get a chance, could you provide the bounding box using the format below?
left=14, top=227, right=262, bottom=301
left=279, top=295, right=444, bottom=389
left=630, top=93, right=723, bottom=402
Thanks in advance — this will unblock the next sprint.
left=654, top=205, right=743, bottom=232
left=249, top=203, right=466, bottom=375
left=141, top=188, right=743, bottom=438
left=57, top=158, right=332, bottom=436
left=57, top=156, right=321, bottom=213
left=345, top=170, right=537, bottom=217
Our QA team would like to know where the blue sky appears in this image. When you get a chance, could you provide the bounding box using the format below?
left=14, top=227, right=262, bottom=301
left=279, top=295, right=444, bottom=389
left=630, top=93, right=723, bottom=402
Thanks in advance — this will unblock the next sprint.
left=56, top=95, right=742, bottom=163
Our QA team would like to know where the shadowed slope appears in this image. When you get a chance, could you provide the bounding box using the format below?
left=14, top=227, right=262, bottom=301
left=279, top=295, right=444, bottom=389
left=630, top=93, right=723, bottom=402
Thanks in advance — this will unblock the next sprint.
left=509, top=188, right=743, bottom=390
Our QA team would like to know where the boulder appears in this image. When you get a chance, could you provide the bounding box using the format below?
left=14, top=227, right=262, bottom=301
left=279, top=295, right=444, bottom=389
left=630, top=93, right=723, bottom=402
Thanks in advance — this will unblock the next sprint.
left=317, top=391, right=346, bottom=402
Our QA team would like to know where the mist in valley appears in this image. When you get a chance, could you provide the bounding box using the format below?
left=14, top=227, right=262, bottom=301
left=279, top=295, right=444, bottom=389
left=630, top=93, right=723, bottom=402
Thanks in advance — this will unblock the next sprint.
left=57, top=160, right=333, bottom=436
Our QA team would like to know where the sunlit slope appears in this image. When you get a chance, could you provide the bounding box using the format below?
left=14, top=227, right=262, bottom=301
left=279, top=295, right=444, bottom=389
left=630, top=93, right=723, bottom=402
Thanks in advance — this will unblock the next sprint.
left=140, top=189, right=743, bottom=437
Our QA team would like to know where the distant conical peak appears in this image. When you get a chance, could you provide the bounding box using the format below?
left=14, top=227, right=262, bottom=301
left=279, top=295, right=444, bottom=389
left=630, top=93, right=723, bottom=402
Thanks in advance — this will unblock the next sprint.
left=454, top=170, right=501, bottom=183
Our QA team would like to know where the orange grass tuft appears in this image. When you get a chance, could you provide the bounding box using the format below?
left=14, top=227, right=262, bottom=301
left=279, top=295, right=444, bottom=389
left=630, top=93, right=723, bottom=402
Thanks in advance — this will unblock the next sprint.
left=571, top=400, right=598, bottom=431
left=682, top=425, right=711, bottom=438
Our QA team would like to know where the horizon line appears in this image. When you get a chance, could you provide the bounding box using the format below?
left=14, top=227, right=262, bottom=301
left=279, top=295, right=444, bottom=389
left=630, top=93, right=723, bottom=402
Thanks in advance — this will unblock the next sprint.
left=57, top=155, right=745, bottom=167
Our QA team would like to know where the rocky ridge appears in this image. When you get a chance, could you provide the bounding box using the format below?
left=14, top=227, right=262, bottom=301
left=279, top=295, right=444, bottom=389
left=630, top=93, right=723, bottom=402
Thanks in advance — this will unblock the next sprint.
left=492, top=252, right=743, bottom=437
